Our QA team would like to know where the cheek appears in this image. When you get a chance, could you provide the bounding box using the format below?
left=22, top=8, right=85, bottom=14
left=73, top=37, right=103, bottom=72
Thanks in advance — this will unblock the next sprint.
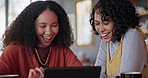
left=95, top=26, right=99, bottom=32
left=107, top=24, right=114, bottom=32
left=35, top=27, right=44, bottom=35
left=56, top=28, right=59, bottom=33
left=110, top=23, right=114, bottom=30
left=53, top=27, right=59, bottom=34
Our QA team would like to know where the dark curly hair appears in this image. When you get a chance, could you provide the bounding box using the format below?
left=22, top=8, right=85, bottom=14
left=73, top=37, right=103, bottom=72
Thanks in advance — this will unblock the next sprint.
left=2, top=1, right=73, bottom=48
left=90, top=0, right=140, bottom=42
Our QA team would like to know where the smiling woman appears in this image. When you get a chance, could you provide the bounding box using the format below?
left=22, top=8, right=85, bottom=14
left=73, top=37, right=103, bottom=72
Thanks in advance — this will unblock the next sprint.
left=94, top=12, right=114, bottom=43
left=90, top=0, right=147, bottom=78
left=35, top=9, right=59, bottom=48
left=0, top=1, right=82, bottom=78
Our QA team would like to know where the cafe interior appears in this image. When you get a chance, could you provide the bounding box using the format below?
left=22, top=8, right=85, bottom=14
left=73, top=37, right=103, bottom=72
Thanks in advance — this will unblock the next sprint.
left=0, top=0, right=148, bottom=75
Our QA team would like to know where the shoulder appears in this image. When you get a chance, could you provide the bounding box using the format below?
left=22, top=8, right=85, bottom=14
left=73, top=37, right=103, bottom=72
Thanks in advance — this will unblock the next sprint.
left=4, top=42, right=24, bottom=51
left=124, top=28, right=141, bottom=38
left=0, top=43, right=26, bottom=65
left=2, top=42, right=25, bottom=57
left=123, top=28, right=142, bottom=41
left=122, top=28, right=146, bottom=49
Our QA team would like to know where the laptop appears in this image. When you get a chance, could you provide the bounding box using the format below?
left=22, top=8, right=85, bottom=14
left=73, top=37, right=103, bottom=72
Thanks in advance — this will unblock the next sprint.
left=44, top=66, right=101, bottom=78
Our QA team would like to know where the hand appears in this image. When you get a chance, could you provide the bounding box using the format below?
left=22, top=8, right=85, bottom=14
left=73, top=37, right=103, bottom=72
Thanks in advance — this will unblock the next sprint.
left=28, top=67, right=44, bottom=78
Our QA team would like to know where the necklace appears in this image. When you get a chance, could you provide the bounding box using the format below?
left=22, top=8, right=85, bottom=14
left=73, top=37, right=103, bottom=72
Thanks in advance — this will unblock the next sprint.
left=35, top=47, right=51, bottom=66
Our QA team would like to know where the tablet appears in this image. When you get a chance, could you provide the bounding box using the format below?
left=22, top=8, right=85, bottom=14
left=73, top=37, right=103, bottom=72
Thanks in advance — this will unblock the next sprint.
left=44, top=66, right=101, bottom=78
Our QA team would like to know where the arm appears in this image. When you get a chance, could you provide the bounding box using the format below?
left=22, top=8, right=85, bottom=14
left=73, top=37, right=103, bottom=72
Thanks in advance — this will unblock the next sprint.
left=0, top=58, right=11, bottom=74
left=95, top=40, right=107, bottom=78
left=120, top=29, right=147, bottom=73
left=0, top=44, right=19, bottom=74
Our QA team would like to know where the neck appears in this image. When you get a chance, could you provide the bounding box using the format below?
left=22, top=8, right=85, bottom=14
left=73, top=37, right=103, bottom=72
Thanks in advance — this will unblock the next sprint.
left=35, top=46, right=51, bottom=67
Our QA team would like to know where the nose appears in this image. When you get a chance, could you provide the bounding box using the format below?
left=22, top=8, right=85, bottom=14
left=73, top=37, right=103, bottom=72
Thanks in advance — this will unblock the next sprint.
left=45, top=26, right=52, bottom=35
left=98, top=24, right=105, bottom=33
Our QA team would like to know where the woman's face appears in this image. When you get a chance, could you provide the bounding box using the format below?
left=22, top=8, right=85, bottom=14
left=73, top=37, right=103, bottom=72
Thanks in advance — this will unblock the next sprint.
left=94, top=12, right=114, bottom=43
left=35, top=9, right=59, bottom=48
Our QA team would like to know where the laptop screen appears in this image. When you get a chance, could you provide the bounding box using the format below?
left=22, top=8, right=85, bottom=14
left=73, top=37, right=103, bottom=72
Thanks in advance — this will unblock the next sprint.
left=44, top=66, right=101, bottom=78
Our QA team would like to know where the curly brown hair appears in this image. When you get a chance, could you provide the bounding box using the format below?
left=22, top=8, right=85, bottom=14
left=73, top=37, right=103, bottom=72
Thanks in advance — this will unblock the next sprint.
left=2, top=1, right=74, bottom=48
left=90, top=0, right=139, bottom=42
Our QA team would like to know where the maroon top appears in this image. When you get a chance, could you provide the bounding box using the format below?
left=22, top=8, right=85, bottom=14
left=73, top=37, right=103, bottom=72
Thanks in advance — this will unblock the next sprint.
left=0, top=43, right=82, bottom=78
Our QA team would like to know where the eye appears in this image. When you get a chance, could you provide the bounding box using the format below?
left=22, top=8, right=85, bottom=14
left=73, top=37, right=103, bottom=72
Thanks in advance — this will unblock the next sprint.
left=103, top=21, right=109, bottom=25
left=51, top=22, right=58, bottom=27
left=94, top=21, right=100, bottom=26
left=38, top=23, right=46, bottom=28
left=39, top=24, right=46, bottom=28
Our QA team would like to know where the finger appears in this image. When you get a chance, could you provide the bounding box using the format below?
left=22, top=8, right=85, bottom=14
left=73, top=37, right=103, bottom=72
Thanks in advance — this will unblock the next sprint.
left=40, top=67, right=44, bottom=73
left=40, top=67, right=44, bottom=78
left=35, top=67, right=44, bottom=77
left=28, top=69, right=37, bottom=78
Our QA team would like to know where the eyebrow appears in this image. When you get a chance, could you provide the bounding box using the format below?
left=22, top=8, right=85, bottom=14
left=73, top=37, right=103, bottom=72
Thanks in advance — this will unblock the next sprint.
left=38, top=22, right=46, bottom=24
left=37, top=21, right=58, bottom=24
left=94, top=20, right=99, bottom=23
left=51, top=22, right=58, bottom=24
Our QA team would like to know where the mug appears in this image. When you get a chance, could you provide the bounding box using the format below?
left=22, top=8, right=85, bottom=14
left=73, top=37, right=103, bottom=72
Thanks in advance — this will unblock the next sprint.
left=121, top=72, right=142, bottom=78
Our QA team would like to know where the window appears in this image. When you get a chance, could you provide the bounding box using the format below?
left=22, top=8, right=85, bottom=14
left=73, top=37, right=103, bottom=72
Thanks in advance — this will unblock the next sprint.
left=0, top=0, right=6, bottom=51
left=0, top=0, right=30, bottom=52
left=76, top=0, right=94, bottom=47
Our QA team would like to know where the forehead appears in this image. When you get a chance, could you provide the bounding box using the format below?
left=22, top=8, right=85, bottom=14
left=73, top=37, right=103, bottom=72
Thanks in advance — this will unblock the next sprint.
left=36, top=9, right=58, bottom=22
left=94, top=11, right=113, bottom=21
left=94, top=11, right=102, bottom=19
left=95, top=10, right=102, bottom=16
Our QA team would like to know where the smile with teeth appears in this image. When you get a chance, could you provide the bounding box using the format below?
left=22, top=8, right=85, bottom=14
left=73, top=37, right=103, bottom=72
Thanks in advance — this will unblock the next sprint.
left=43, top=36, right=52, bottom=42
left=101, top=32, right=110, bottom=38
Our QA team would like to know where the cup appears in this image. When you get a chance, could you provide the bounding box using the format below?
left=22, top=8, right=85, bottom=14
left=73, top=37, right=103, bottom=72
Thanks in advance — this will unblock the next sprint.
left=121, top=72, right=142, bottom=78
left=0, top=74, right=19, bottom=78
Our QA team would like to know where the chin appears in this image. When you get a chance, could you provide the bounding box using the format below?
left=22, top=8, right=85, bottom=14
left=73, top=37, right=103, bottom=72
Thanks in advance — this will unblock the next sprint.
left=103, top=39, right=111, bottom=43
left=43, top=43, right=51, bottom=47
left=104, top=40, right=110, bottom=43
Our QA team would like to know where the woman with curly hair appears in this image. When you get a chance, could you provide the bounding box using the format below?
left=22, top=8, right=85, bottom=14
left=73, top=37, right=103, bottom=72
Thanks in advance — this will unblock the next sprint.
left=0, top=1, right=82, bottom=78
left=90, top=0, right=147, bottom=78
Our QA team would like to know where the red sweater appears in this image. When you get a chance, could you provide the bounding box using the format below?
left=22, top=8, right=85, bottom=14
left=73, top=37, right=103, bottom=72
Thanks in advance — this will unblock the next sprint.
left=0, top=43, right=82, bottom=78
